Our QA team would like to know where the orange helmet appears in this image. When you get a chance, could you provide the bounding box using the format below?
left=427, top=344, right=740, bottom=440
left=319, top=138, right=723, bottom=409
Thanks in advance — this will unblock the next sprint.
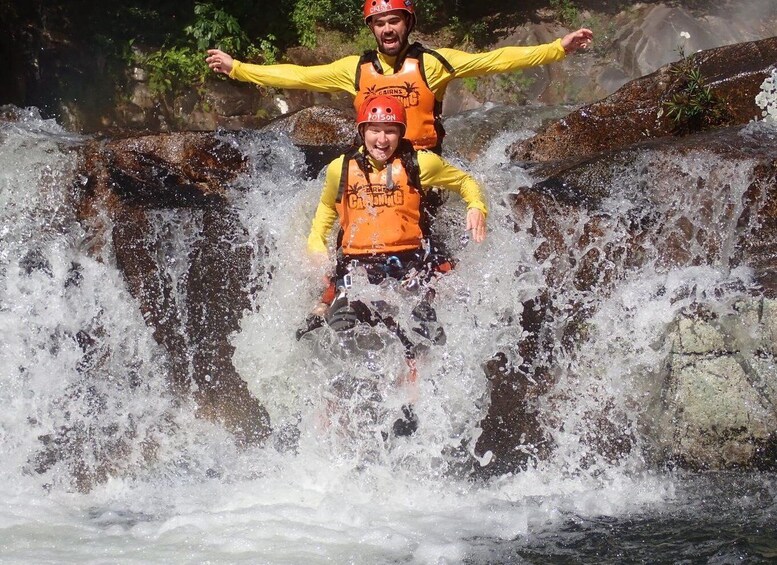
left=363, top=0, right=415, bottom=23
left=356, top=95, right=407, bottom=135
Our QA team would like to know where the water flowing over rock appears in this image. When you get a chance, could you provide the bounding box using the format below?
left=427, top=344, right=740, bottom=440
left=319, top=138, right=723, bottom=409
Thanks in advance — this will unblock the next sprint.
left=475, top=123, right=777, bottom=474
left=76, top=131, right=272, bottom=447
left=509, top=36, right=777, bottom=163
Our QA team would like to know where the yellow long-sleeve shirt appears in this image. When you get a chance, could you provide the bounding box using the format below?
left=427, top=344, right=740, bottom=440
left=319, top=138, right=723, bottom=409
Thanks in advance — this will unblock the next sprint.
left=230, top=40, right=567, bottom=100
left=307, top=149, right=487, bottom=253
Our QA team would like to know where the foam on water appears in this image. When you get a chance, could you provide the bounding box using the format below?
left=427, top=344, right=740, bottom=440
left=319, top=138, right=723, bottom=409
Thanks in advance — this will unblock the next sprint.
left=2, top=90, right=777, bottom=562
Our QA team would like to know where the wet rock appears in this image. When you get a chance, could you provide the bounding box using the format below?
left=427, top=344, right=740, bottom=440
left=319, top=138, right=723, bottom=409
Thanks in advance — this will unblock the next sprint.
left=76, top=131, right=272, bottom=447
left=261, top=106, right=355, bottom=176
left=260, top=105, right=354, bottom=146
left=442, top=103, right=573, bottom=161
left=648, top=299, right=777, bottom=469
left=513, top=124, right=777, bottom=294
left=476, top=123, right=777, bottom=472
left=510, top=36, right=777, bottom=163
left=611, top=3, right=777, bottom=81
left=474, top=347, right=554, bottom=479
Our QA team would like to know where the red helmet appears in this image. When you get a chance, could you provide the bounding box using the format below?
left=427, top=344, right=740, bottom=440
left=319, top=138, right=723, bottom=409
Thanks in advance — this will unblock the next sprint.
left=356, top=95, right=407, bottom=135
left=363, top=0, right=415, bottom=22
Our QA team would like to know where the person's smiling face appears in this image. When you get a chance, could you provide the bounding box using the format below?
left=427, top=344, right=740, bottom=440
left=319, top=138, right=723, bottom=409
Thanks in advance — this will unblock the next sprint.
left=362, top=122, right=402, bottom=164
left=368, top=11, right=411, bottom=56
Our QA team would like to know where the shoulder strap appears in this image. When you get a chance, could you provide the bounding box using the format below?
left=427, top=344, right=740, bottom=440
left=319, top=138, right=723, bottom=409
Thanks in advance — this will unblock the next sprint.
left=404, top=42, right=455, bottom=74
left=354, top=50, right=382, bottom=90
left=407, top=148, right=437, bottom=239
left=335, top=147, right=360, bottom=204
left=407, top=149, right=422, bottom=194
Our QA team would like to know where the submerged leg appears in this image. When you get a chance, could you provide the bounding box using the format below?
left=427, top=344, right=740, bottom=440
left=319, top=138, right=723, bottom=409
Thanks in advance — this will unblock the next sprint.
left=410, top=288, right=446, bottom=345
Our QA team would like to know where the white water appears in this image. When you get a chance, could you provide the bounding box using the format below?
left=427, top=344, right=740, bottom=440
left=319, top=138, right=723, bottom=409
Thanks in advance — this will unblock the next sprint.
left=1, top=102, right=774, bottom=563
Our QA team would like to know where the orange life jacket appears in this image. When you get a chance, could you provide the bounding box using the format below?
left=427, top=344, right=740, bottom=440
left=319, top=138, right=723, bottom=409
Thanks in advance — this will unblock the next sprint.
left=335, top=151, right=426, bottom=255
left=354, top=43, right=454, bottom=152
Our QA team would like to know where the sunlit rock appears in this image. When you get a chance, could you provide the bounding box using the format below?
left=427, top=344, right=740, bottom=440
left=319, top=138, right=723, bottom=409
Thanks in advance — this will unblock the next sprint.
left=262, top=105, right=354, bottom=145
left=649, top=299, right=777, bottom=469
left=262, top=105, right=354, bottom=176
left=510, top=36, right=777, bottom=163
left=477, top=123, right=777, bottom=472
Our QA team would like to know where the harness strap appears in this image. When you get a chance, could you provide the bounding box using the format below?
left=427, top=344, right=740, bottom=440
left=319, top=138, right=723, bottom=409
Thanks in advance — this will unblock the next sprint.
left=335, top=147, right=361, bottom=204
left=406, top=42, right=455, bottom=75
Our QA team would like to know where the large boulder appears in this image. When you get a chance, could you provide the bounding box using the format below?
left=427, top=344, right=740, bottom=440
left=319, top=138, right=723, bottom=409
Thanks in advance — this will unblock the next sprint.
left=509, top=36, right=777, bottom=163
left=76, top=131, right=272, bottom=446
left=649, top=299, right=777, bottom=469
left=475, top=123, right=777, bottom=474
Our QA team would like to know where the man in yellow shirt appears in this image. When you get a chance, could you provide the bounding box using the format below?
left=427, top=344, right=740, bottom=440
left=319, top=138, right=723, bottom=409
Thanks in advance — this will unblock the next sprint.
left=206, top=0, right=593, bottom=152
left=301, top=94, right=487, bottom=435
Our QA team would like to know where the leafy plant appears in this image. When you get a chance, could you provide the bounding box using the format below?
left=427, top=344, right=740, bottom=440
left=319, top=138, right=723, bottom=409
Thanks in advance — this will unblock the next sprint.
left=291, top=0, right=328, bottom=48
left=497, top=69, right=534, bottom=91
left=462, top=76, right=478, bottom=94
left=550, top=0, right=581, bottom=28
left=142, top=46, right=208, bottom=96
left=661, top=55, right=728, bottom=133
left=139, top=2, right=279, bottom=97
left=185, top=2, right=256, bottom=55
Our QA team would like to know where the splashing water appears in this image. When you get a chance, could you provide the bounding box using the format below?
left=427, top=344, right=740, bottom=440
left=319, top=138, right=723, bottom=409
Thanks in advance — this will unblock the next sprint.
left=1, top=105, right=775, bottom=563
left=755, top=68, right=777, bottom=123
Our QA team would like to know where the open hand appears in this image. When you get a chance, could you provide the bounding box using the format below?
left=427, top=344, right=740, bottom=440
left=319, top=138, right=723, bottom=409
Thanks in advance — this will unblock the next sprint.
left=206, top=49, right=234, bottom=75
left=465, top=208, right=487, bottom=243
left=561, top=28, right=594, bottom=53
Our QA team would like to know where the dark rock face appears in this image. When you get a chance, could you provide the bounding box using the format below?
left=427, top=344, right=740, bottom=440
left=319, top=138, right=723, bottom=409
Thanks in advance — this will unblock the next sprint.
left=476, top=123, right=777, bottom=474
left=77, top=132, right=271, bottom=446
left=509, top=36, right=777, bottom=164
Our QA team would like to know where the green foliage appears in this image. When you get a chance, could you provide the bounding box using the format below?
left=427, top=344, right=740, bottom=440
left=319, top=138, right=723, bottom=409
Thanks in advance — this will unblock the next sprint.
left=291, top=0, right=327, bottom=48
left=462, top=76, right=478, bottom=94
left=579, top=13, right=616, bottom=57
left=138, top=2, right=280, bottom=97
left=184, top=2, right=276, bottom=61
left=661, top=55, right=728, bottom=133
left=353, top=27, right=377, bottom=52
left=550, top=0, right=580, bottom=28
left=496, top=70, right=535, bottom=92
left=142, top=46, right=208, bottom=96
left=185, top=2, right=247, bottom=51
left=496, top=70, right=536, bottom=103
left=324, top=0, right=363, bottom=33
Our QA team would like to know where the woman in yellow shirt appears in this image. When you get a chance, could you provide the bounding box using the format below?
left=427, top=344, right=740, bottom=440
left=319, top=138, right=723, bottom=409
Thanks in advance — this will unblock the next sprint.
left=299, top=94, right=487, bottom=435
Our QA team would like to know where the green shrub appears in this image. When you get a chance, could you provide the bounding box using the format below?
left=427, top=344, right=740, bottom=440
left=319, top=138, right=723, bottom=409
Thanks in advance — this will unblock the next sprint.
left=661, top=55, right=729, bottom=133
left=550, top=0, right=580, bottom=28
left=139, top=2, right=279, bottom=97
left=143, top=46, right=208, bottom=96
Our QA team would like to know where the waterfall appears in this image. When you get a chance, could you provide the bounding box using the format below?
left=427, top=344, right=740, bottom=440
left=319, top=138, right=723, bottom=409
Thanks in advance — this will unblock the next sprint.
left=1, top=101, right=775, bottom=562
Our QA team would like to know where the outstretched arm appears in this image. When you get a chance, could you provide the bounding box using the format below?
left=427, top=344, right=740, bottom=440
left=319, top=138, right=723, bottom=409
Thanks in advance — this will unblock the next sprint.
left=428, top=28, right=594, bottom=86
left=206, top=49, right=358, bottom=93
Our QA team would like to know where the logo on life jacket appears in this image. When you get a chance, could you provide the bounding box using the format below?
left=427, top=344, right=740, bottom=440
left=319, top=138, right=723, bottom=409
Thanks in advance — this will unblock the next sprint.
left=346, top=182, right=405, bottom=210
left=363, top=83, right=420, bottom=108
